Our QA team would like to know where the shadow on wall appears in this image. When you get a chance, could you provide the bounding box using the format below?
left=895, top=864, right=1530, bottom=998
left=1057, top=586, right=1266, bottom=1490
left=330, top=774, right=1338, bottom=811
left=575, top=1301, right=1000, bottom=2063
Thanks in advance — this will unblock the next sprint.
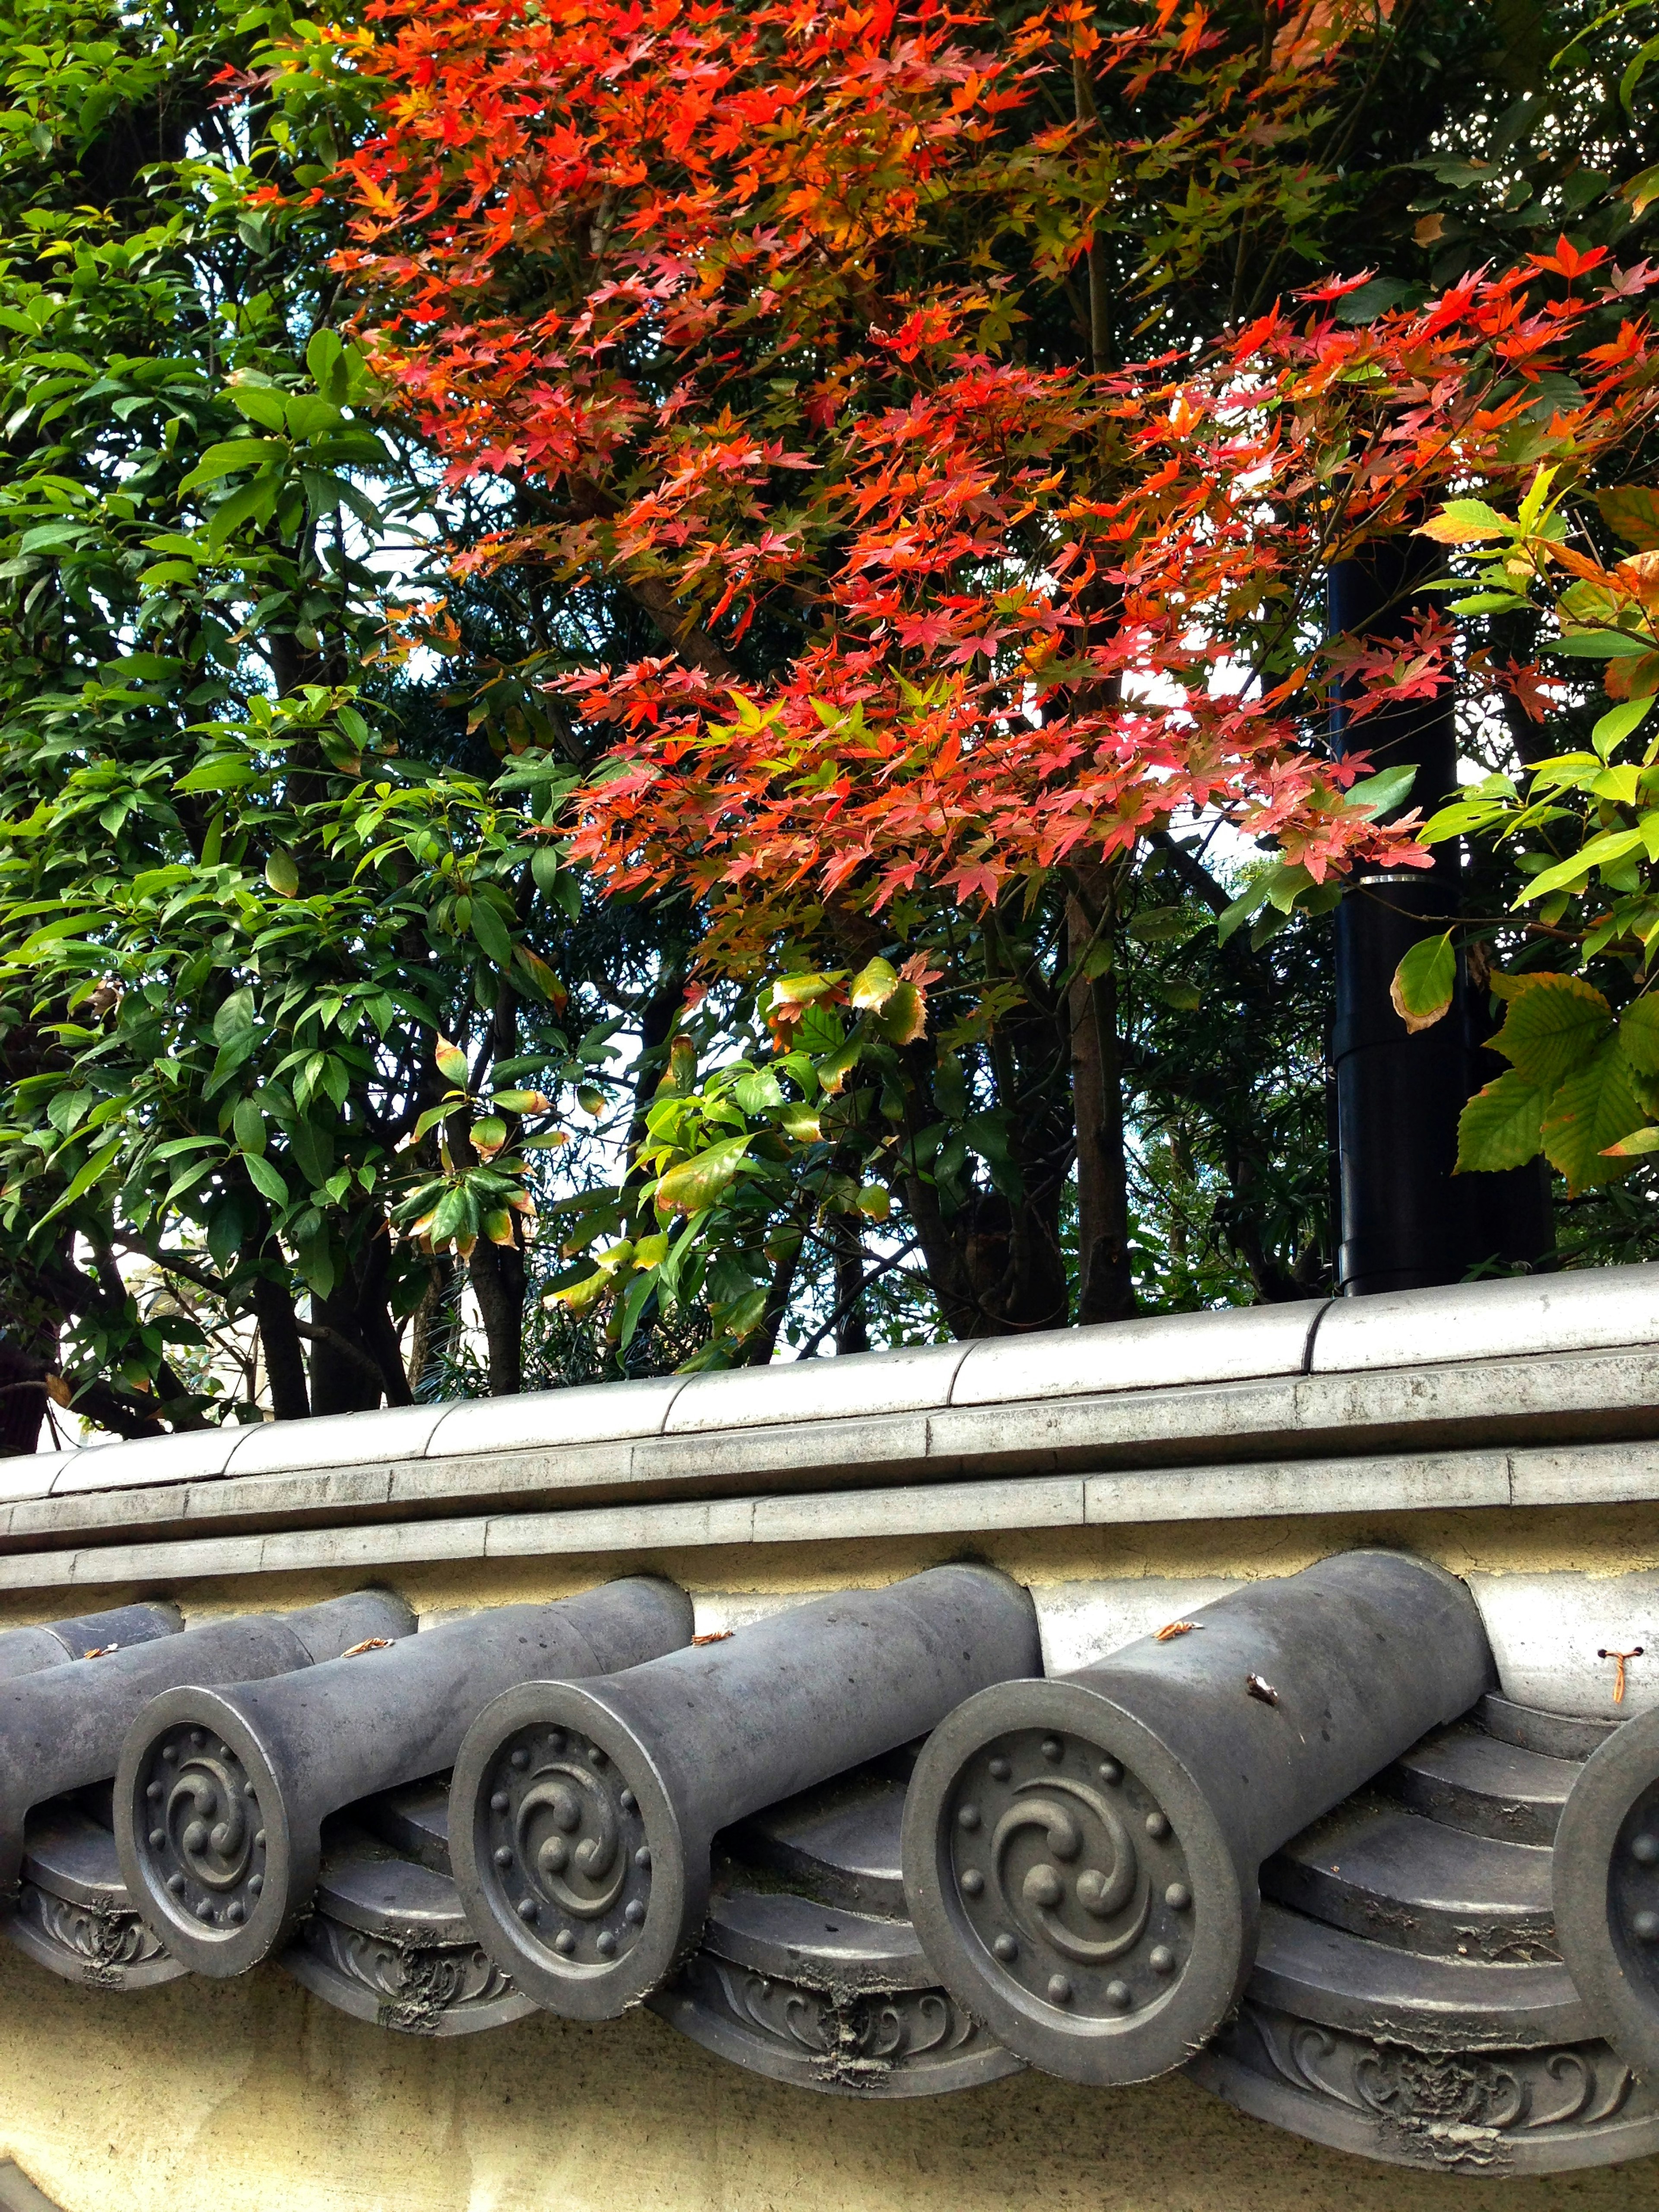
left=0, top=2163, right=65, bottom=2212
left=0, top=1955, right=1655, bottom=2212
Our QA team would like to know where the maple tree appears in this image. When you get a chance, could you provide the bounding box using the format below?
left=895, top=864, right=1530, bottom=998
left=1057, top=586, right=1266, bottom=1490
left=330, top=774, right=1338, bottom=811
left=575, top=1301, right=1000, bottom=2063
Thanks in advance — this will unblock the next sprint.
left=303, top=0, right=1659, bottom=1351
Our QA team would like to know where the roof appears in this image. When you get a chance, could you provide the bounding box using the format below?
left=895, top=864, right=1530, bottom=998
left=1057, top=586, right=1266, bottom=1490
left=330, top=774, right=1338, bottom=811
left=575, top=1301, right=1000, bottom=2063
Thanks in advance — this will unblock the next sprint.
left=7, top=1264, right=1659, bottom=1597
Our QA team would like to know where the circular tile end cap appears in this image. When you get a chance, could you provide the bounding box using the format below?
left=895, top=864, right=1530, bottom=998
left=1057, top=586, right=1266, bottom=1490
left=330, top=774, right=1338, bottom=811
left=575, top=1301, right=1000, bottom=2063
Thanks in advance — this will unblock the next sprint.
left=450, top=1679, right=693, bottom=2022
left=1554, top=1703, right=1659, bottom=2069
left=114, top=1686, right=299, bottom=1978
left=901, top=1676, right=1250, bottom=2086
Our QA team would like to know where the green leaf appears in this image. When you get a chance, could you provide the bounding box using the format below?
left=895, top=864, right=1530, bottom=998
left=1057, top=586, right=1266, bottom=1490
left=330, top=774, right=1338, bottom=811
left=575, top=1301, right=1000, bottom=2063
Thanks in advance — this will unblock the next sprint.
left=265, top=848, right=299, bottom=898
left=176, top=758, right=254, bottom=795
left=435, top=1037, right=470, bottom=1087
left=1490, top=973, right=1612, bottom=1089
left=857, top=1183, right=891, bottom=1220
left=177, top=438, right=283, bottom=492
left=227, top=382, right=290, bottom=432
left=429, top=1185, right=471, bottom=1246
left=654, top=1135, right=753, bottom=1217
left=470, top=898, right=513, bottom=967
left=1592, top=696, right=1654, bottom=756
left=1343, top=764, right=1419, bottom=818
left=306, top=328, right=349, bottom=403
left=213, top=988, right=256, bottom=1045
left=849, top=956, right=899, bottom=1011
left=1456, top=1071, right=1546, bottom=1173
left=1602, top=1125, right=1659, bottom=1158
left=1542, top=1046, right=1647, bottom=1194
left=33, top=1136, right=123, bottom=1233
left=1518, top=830, right=1646, bottom=903
left=732, top=1068, right=785, bottom=1115
left=232, top=1096, right=267, bottom=1155
left=1389, top=933, right=1455, bottom=1033
left=207, top=475, right=278, bottom=546
left=1548, top=629, right=1656, bottom=659
left=1416, top=498, right=1509, bottom=544
left=1598, top=486, right=1659, bottom=552
left=876, top=980, right=926, bottom=1046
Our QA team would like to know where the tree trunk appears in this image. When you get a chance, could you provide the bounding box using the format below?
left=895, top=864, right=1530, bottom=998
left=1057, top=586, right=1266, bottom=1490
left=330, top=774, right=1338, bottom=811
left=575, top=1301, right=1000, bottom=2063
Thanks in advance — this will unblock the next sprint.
left=0, top=1322, right=53, bottom=1457
left=831, top=1218, right=870, bottom=1355
left=744, top=1232, right=802, bottom=1365
left=468, top=1239, right=525, bottom=1395
left=249, top=1265, right=310, bottom=1419
left=1068, top=887, right=1135, bottom=1325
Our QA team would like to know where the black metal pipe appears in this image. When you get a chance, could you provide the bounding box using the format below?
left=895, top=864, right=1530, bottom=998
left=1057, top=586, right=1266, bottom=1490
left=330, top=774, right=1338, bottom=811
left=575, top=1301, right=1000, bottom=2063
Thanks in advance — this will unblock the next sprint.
left=113, top=1578, right=693, bottom=1976
left=0, top=1601, right=181, bottom=1681
left=450, top=1565, right=1042, bottom=2019
left=900, top=1551, right=1492, bottom=2085
left=0, top=1591, right=412, bottom=1895
left=1327, top=547, right=1468, bottom=1294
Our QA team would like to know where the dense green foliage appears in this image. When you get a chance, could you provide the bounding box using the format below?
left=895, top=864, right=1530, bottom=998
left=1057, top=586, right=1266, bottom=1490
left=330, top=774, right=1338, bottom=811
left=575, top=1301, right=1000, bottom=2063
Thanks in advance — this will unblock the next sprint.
left=0, top=0, right=1656, bottom=1437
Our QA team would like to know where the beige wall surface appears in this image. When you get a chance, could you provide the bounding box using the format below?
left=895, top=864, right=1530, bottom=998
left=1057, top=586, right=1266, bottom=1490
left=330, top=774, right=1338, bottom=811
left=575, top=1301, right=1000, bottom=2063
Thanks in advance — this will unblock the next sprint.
left=0, top=1948, right=1655, bottom=2212
left=5, top=1498, right=1659, bottom=1640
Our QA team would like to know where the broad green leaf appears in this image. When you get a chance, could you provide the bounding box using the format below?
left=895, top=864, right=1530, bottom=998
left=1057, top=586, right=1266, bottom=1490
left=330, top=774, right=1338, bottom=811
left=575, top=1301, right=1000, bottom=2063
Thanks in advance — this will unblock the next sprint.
left=1518, top=831, right=1646, bottom=903
left=1542, top=1046, right=1647, bottom=1194
left=44, top=1087, right=92, bottom=1135
left=1491, top=973, right=1612, bottom=1089
left=653, top=1135, right=753, bottom=1217
left=816, top=1032, right=865, bottom=1096
left=492, top=1089, right=551, bottom=1114
left=435, top=1037, right=470, bottom=1087
left=470, top=898, right=513, bottom=967
left=1218, top=879, right=1271, bottom=944
left=512, top=944, right=564, bottom=1003
left=265, top=848, right=299, bottom=898
left=849, top=956, right=900, bottom=1011
left=732, top=1068, right=784, bottom=1115
left=471, top=1115, right=507, bottom=1157
left=877, top=980, right=927, bottom=1046
left=32, top=1136, right=123, bottom=1233
left=306, top=328, right=349, bottom=401
left=207, top=475, right=278, bottom=545
left=1602, top=1125, right=1659, bottom=1158
left=549, top=1270, right=613, bottom=1316
left=1456, top=1072, right=1546, bottom=1173
left=232, top=1097, right=267, bottom=1155
left=1592, top=696, right=1654, bottom=755
left=1548, top=629, right=1656, bottom=659
left=1342, top=764, right=1419, bottom=818
left=1416, top=499, right=1508, bottom=544
left=227, top=382, right=290, bottom=431
left=1618, top=993, right=1659, bottom=1083
left=177, top=438, right=282, bottom=492
left=1389, top=933, right=1455, bottom=1033
left=857, top=1183, right=891, bottom=1220
left=616, top=1267, right=657, bottom=1348
left=213, top=988, right=255, bottom=1044
left=772, top=971, right=843, bottom=1009
left=1598, top=486, right=1659, bottom=552
left=429, top=1185, right=471, bottom=1245
left=176, top=758, right=254, bottom=795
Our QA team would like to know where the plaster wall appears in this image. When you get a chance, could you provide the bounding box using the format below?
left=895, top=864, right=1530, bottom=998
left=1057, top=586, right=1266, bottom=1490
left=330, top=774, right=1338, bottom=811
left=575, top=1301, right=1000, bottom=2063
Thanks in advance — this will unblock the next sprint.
left=5, top=1501, right=1659, bottom=2208
left=2, top=1497, right=1658, bottom=1636
left=0, top=1948, right=1652, bottom=2212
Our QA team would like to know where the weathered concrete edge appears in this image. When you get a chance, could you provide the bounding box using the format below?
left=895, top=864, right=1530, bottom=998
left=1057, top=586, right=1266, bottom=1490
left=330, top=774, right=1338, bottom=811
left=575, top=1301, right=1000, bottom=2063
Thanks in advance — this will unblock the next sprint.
left=3, top=1440, right=1656, bottom=1593
left=12, top=1342, right=1659, bottom=1558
